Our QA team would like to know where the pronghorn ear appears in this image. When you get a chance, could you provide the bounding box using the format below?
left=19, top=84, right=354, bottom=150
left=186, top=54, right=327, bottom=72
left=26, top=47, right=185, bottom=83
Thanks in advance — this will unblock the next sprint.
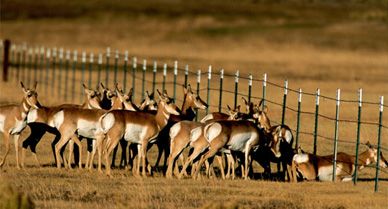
left=100, top=83, right=106, bottom=90
left=144, top=91, right=150, bottom=99
left=156, top=89, right=164, bottom=100
left=183, top=85, right=188, bottom=95
left=242, top=97, right=248, bottom=105
left=163, top=89, right=168, bottom=97
left=237, top=105, right=241, bottom=112
left=95, top=83, right=100, bottom=92
left=263, top=105, right=268, bottom=114
left=366, top=141, right=372, bottom=148
left=227, top=105, right=232, bottom=111
left=127, top=88, right=134, bottom=97
left=20, top=81, right=27, bottom=93
left=33, top=81, right=38, bottom=91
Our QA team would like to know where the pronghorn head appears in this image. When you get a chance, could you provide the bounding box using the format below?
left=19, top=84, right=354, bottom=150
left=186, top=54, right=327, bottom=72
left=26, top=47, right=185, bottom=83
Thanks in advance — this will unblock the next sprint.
left=366, top=141, right=388, bottom=168
left=139, top=91, right=158, bottom=111
left=268, top=126, right=283, bottom=158
left=115, top=85, right=138, bottom=111
left=100, top=83, right=116, bottom=100
left=183, top=84, right=208, bottom=110
left=82, top=84, right=102, bottom=109
left=157, top=89, right=180, bottom=116
left=226, top=105, right=241, bottom=120
left=253, top=100, right=271, bottom=132
left=21, top=81, right=41, bottom=109
left=241, top=97, right=254, bottom=116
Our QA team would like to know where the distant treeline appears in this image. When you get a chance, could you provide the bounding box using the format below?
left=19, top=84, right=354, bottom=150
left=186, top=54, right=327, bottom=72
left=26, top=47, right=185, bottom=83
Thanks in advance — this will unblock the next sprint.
left=1, top=0, right=387, bottom=21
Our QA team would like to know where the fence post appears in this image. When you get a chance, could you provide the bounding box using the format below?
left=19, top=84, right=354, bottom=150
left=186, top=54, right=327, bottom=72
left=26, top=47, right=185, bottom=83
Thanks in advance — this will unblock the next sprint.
left=123, top=51, right=128, bottom=92
left=184, top=64, right=189, bottom=88
left=21, top=44, right=26, bottom=84
left=281, top=80, right=288, bottom=125
left=173, top=61, right=178, bottom=101
left=64, top=50, right=70, bottom=101
left=219, top=69, right=224, bottom=113
left=2, top=40, right=10, bottom=82
left=196, top=69, right=201, bottom=121
left=10, top=45, right=16, bottom=82
left=248, top=74, right=252, bottom=103
left=38, top=47, right=44, bottom=86
left=313, top=88, right=320, bottom=155
left=162, top=63, right=167, bottom=92
left=105, top=47, right=110, bottom=86
left=33, top=47, right=38, bottom=83
left=97, top=53, right=102, bottom=87
left=132, top=57, right=137, bottom=100
left=81, top=51, right=86, bottom=102
left=114, top=50, right=118, bottom=85
left=57, top=48, right=64, bottom=97
left=45, top=48, right=51, bottom=97
left=234, top=70, right=239, bottom=109
left=374, top=96, right=384, bottom=192
left=206, top=65, right=212, bottom=115
left=152, top=61, right=157, bottom=93
left=262, top=73, right=267, bottom=109
left=142, top=59, right=146, bottom=100
left=16, top=45, right=21, bottom=82
left=88, top=52, right=94, bottom=88
left=71, top=50, right=77, bottom=102
left=51, top=47, right=57, bottom=97
left=353, top=88, right=362, bottom=185
left=332, top=89, right=341, bottom=182
left=295, top=88, right=302, bottom=149
left=27, top=48, right=33, bottom=86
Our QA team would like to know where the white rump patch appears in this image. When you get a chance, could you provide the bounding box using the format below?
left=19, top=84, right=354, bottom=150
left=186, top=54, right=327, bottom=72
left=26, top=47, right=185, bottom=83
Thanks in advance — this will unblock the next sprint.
left=284, top=130, right=293, bottom=144
left=200, top=114, right=213, bottom=123
left=293, top=154, right=309, bottom=164
left=205, top=123, right=222, bottom=143
left=77, top=119, right=98, bottom=138
left=169, top=122, right=181, bottom=142
left=27, top=109, right=38, bottom=123
left=52, top=110, right=64, bottom=129
left=190, top=126, right=203, bottom=143
left=0, top=114, right=5, bottom=133
left=100, top=113, right=115, bottom=133
left=229, top=132, right=253, bottom=152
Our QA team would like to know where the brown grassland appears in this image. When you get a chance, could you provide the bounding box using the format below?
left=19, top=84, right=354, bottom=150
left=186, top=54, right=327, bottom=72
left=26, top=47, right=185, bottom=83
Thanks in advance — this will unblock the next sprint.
left=1, top=0, right=388, bottom=208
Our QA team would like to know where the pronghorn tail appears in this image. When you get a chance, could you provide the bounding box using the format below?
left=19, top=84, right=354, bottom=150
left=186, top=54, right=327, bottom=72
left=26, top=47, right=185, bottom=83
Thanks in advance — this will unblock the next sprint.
left=203, top=122, right=222, bottom=143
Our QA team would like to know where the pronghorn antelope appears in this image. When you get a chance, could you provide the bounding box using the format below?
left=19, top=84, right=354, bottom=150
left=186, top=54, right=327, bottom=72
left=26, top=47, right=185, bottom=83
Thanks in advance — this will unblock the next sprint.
left=101, top=90, right=180, bottom=176
left=152, top=84, right=207, bottom=172
left=0, top=82, right=41, bottom=169
left=20, top=84, right=102, bottom=167
left=291, top=142, right=388, bottom=182
left=192, top=119, right=266, bottom=180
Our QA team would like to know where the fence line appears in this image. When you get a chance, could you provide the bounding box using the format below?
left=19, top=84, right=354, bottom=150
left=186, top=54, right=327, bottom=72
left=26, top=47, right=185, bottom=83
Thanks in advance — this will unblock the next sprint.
left=1, top=40, right=387, bottom=191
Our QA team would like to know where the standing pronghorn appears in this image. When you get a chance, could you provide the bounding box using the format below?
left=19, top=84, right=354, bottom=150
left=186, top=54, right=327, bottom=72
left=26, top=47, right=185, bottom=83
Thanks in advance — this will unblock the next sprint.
left=0, top=82, right=41, bottom=169
left=21, top=84, right=102, bottom=167
left=291, top=142, right=388, bottom=182
left=101, top=90, right=180, bottom=176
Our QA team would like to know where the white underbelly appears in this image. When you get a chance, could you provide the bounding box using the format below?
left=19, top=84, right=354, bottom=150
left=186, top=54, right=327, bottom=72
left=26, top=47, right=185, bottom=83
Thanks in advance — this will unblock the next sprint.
left=227, top=133, right=252, bottom=152
left=124, top=124, right=146, bottom=143
left=318, top=165, right=343, bottom=182
left=0, top=114, right=5, bottom=133
left=77, top=119, right=99, bottom=138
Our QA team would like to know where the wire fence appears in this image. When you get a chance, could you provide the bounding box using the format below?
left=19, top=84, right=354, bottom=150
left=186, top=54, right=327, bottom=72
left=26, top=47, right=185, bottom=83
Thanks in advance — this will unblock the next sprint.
left=1, top=40, right=387, bottom=192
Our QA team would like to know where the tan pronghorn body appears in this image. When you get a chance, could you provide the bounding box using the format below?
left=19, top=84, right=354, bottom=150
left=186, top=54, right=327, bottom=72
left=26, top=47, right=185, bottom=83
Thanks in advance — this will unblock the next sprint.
left=21, top=84, right=102, bottom=167
left=193, top=120, right=265, bottom=180
left=101, top=90, right=179, bottom=176
left=0, top=82, right=40, bottom=168
left=291, top=143, right=388, bottom=182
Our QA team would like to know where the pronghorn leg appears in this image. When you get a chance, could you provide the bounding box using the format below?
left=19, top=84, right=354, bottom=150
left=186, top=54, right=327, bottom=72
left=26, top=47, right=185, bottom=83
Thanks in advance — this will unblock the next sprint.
left=0, top=133, right=11, bottom=168
left=244, top=144, right=254, bottom=180
left=166, top=140, right=187, bottom=178
left=179, top=146, right=206, bottom=179
left=193, top=147, right=220, bottom=179
left=55, top=133, right=73, bottom=169
left=225, top=153, right=235, bottom=179
left=71, top=135, right=83, bottom=169
left=21, top=148, right=27, bottom=168
left=67, top=140, right=74, bottom=169
left=119, top=139, right=128, bottom=168
left=13, top=134, right=21, bottom=169
left=96, top=136, right=104, bottom=172
left=141, top=141, right=149, bottom=177
left=215, top=155, right=225, bottom=179
left=103, top=134, right=121, bottom=177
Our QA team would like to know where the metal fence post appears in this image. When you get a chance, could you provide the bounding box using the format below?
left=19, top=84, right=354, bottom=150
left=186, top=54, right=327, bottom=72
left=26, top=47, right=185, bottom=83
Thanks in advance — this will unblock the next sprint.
left=184, top=64, right=189, bottom=88
left=262, top=73, right=267, bottom=109
left=21, top=44, right=26, bottom=84
left=38, top=47, right=44, bottom=86
left=88, top=52, right=94, bottom=88
left=281, top=80, right=288, bottom=125
left=2, top=40, right=10, bottom=82
left=33, top=47, right=38, bottom=83
left=132, top=57, right=137, bottom=100
left=142, top=59, right=146, bottom=100
left=81, top=51, right=86, bottom=102
left=45, top=48, right=51, bottom=96
left=57, top=48, right=64, bottom=97
left=173, top=61, right=178, bottom=101
left=162, top=63, right=167, bottom=92
left=71, top=50, right=77, bottom=102
left=123, top=51, right=128, bottom=92
left=219, top=69, right=224, bottom=113
left=332, top=89, right=341, bottom=182
left=196, top=69, right=201, bottom=121
left=16, top=46, right=21, bottom=82
left=27, top=48, right=33, bottom=86
left=206, top=65, right=212, bottom=115
left=374, top=96, right=384, bottom=192
left=114, top=50, right=118, bottom=85
left=105, top=47, right=110, bottom=86
left=152, top=61, right=157, bottom=93
left=51, top=47, right=57, bottom=97
left=64, top=50, right=70, bottom=101
left=97, top=53, right=102, bottom=87
left=10, top=45, right=16, bottom=82
left=295, top=88, right=302, bottom=149
left=313, top=88, right=320, bottom=155
left=353, top=88, right=362, bottom=185
left=248, top=74, right=252, bottom=103
left=234, top=70, right=239, bottom=109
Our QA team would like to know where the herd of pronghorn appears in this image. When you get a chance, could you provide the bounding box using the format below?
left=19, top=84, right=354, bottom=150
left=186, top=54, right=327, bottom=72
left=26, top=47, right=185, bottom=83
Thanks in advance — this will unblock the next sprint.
left=0, top=82, right=387, bottom=182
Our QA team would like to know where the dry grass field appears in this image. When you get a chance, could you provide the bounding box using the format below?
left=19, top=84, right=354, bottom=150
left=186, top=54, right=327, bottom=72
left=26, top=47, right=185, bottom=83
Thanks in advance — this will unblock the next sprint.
left=1, top=1, right=388, bottom=208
